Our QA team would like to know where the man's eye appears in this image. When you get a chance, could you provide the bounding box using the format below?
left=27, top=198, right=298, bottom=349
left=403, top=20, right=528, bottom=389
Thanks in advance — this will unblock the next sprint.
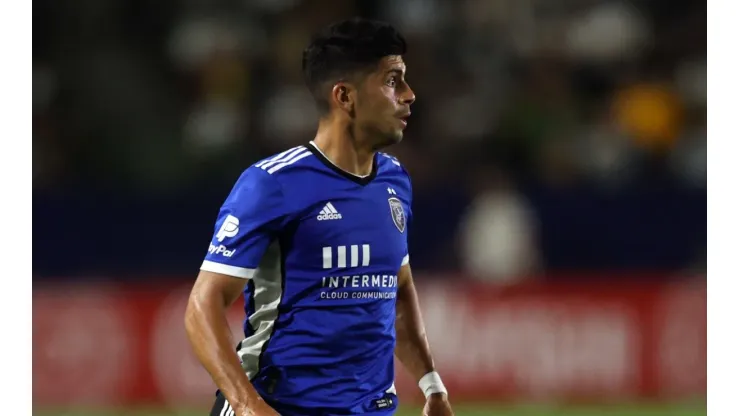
left=386, top=77, right=397, bottom=88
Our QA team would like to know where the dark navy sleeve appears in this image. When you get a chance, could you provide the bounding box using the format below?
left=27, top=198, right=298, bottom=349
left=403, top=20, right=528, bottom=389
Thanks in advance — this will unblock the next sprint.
left=200, top=167, right=288, bottom=279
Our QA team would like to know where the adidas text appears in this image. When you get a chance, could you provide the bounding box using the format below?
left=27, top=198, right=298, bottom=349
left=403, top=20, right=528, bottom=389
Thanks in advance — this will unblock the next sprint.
left=317, top=212, right=342, bottom=221
left=317, top=202, right=342, bottom=220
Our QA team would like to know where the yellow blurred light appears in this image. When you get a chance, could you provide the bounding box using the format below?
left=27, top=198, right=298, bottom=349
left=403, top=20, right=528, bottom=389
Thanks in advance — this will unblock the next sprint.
left=612, top=83, right=683, bottom=150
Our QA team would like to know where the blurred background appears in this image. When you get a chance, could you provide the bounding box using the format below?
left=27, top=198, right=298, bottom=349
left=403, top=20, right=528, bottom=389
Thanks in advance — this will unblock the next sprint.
left=32, top=0, right=706, bottom=415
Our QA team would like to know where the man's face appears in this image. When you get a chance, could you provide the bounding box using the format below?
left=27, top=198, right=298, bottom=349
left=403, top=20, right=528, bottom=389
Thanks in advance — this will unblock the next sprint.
left=354, top=55, right=415, bottom=147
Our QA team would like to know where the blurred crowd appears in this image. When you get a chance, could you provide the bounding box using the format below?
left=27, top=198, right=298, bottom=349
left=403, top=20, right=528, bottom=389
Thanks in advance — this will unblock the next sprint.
left=33, top=0, right=706, bottom=281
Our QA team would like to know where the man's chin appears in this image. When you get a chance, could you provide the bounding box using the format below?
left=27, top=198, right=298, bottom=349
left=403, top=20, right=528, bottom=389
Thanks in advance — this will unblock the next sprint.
left=393, top=131, right=404, bottom=143
left=389, top=129, right=405, bottom=144
left=372, top=131, right=403, bottom=150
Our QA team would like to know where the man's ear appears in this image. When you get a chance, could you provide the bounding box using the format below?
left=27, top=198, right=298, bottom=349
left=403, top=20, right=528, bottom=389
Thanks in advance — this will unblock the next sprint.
left=331, top=82, right=355, bottom=114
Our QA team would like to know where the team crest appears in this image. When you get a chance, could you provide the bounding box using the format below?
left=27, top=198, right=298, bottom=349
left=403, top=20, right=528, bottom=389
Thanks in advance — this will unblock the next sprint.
left=388, top=197, right=406, bottom=233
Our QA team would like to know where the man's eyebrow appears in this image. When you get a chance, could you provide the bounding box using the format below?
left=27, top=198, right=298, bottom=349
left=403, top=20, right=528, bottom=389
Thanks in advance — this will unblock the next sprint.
left=385, top=68, right=405, bottom=77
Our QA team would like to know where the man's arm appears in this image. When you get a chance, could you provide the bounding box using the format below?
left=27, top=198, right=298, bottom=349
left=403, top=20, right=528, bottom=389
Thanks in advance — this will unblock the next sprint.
left=185, top=270, right=276, bottom=415
left=395, top=264, right=454, bottom=416
left=394, top=263, right=436, bottom=381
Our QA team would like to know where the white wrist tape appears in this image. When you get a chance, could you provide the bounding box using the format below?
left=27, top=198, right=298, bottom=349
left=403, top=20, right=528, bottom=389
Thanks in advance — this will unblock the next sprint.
left=418, top=371, right=447, bottom=398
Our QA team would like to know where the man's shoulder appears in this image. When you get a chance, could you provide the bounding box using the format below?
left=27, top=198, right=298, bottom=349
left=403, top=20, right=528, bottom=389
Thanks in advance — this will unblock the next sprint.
left=378, top=151, right=402, bottom=168
left=227, top=145, right=319, bottom=202
left=377, top=152, right=412, bottom=188
left=251, top=145, right=317, bottom=177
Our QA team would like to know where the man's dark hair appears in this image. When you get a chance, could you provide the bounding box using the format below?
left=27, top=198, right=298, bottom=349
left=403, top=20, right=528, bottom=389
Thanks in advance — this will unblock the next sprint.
left=302, top=17, right=407, bottom=114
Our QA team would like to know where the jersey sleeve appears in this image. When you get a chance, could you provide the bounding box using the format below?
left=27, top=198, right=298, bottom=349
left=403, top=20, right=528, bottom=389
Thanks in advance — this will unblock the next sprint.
left=200, top=168, right=288, bottom=279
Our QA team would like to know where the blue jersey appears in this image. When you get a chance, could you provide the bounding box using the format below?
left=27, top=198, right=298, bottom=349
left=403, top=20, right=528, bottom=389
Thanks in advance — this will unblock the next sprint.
left=201, top=142, right=412, bottom=415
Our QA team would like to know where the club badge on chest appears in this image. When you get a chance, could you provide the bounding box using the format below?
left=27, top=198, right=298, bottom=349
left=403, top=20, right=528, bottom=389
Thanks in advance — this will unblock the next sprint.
left=387, top=197, right=406, bottom=233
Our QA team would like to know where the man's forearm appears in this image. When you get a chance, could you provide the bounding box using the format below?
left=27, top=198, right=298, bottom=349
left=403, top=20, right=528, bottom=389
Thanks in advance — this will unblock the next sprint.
left=184, top=296, right=260, bottom=411
left=394, top=276, right=436, bottom=380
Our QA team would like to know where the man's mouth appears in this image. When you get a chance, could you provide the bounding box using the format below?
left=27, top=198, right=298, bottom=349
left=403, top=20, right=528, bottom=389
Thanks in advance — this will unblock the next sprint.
left=398, top=113, right=411, bottom=127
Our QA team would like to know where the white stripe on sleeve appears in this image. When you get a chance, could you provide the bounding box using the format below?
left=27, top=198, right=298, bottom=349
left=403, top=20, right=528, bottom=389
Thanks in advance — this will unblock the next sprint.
left=200, top=260, right=255, bottom=279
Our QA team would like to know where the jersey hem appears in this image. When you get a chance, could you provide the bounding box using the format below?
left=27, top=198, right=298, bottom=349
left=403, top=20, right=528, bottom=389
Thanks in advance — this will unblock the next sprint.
left=200, top=260, right=255, bottom=279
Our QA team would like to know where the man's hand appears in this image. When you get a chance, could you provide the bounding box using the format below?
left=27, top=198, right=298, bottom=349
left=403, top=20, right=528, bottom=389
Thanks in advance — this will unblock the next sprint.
left=422, top=393, right=454, bottom=416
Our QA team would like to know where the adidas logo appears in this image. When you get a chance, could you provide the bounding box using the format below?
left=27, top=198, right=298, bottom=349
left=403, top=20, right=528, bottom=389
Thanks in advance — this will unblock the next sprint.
left=317, top=202, right=342, bottom=221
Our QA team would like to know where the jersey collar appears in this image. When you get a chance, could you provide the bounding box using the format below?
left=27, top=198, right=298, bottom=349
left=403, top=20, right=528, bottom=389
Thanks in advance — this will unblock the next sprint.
left=307, top=141, right=378, bottom=186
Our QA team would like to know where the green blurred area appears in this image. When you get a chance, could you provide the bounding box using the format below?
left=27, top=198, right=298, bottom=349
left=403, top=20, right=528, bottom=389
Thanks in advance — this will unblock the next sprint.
left=35, top=402, right=707, bottom=416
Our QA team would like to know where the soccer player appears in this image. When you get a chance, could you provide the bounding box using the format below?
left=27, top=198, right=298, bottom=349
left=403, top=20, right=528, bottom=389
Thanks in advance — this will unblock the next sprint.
left=185, top=18, right=454, bottom=416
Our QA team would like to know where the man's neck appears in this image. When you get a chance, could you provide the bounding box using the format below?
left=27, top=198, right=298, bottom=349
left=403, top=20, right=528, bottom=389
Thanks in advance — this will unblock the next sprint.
left=312, top=121, right=375, bottom=178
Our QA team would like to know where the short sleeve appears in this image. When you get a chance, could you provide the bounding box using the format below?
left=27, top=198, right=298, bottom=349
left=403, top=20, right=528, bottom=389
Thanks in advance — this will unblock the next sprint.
left=200, top=168, right=287, bottom=279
